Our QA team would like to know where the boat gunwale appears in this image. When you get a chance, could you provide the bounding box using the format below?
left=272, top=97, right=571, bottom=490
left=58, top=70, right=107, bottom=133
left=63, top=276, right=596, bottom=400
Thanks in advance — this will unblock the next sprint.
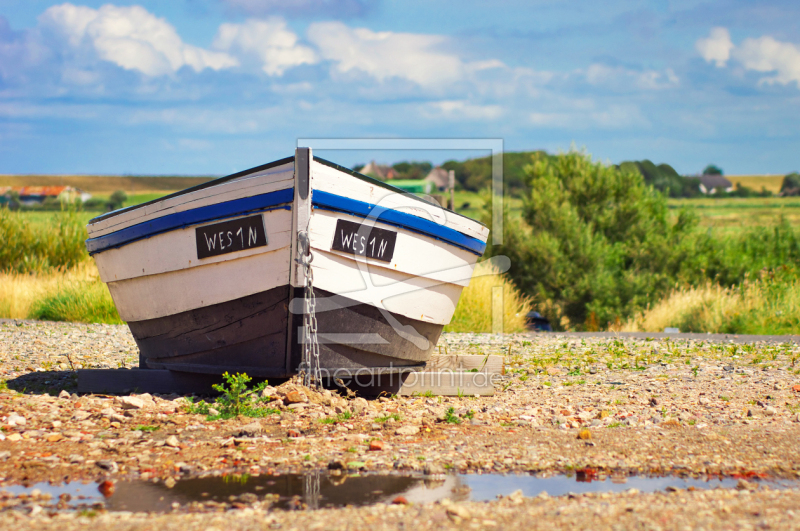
left=86, top=154, right=488, bottom=231
left=86, top=189, right=293, bottom=255
left=87, top=156, right=295, bottom=225
left=312, top=156, right=487, bottom=230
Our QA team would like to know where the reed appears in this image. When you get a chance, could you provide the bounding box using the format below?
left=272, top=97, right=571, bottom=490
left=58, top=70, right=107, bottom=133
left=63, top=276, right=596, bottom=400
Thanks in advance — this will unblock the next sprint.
left=0, top=261, right=122, bottom=324
left=623, top=271, right=800, bottom=335
left=446, top=261, right=532, bottom=333
left=0, top=208, right=87, bottom=273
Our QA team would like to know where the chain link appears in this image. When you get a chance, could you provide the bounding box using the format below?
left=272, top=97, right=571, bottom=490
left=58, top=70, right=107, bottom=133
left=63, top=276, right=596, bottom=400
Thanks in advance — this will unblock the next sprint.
left=296, top=231, right=322, bottom=388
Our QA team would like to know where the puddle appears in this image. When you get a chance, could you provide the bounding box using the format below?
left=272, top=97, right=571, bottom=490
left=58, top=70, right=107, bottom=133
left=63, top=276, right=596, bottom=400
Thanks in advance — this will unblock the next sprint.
left=3, top=472, right=796, bottom=513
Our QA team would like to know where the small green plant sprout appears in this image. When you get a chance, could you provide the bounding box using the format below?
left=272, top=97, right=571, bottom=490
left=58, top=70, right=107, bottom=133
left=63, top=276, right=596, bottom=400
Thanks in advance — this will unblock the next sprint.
left=134, top=425, right=159, bottom=432
left=186, top=372, right=278, bottom=420
left=444, top=407, right=460, bottom=424
left=375, top=413, right=401, bottom=423
left=691, top=366, right=699, bottom=378
left=464, top=409, right=475, bottom=420
left=319, top=411, right=353, bottom=424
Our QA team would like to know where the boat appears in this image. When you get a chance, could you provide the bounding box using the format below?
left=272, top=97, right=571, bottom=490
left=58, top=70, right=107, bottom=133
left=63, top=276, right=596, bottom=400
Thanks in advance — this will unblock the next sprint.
left=85, top=148, right=489, bottom=387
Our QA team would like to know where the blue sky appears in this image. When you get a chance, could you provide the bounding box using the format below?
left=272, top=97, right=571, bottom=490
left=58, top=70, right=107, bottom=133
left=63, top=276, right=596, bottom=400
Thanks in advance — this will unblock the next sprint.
left=0, top=0, right=798, bottom=176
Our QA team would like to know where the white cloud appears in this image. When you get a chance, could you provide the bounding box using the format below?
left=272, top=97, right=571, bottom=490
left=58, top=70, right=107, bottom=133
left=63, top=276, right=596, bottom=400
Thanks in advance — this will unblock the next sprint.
left=530, top=103, right=649, bottom=129
left=424, top=100, right=504, bottom=120
left=697, top=27, right=800, bottom=87
left=307, top=22, right=465, bottom=88
left=733, top=36, right=800, bottom=86
left=696, top=27, right=733, bottom=67
left=585, top=63, right=679, bottom=90
left=39, top=3, right=238, bottom=76
left=212, top=18, right=317, bottom=76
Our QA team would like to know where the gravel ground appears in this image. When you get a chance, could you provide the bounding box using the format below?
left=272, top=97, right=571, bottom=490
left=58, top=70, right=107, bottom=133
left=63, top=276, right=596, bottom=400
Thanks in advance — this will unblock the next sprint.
left=0, top=320, right=799, bottom=529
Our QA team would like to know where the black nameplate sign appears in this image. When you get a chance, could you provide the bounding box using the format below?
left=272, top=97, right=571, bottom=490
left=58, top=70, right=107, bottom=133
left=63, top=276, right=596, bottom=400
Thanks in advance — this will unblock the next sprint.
left=196, top=215, right=267, bottom=259
left=331, top=219, right=397, bottom=262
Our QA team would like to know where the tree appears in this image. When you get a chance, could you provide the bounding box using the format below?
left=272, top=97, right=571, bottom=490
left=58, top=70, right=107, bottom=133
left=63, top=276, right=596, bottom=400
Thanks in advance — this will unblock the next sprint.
left=780, top=172, right=800, bottom=196
left=108, top=190, right=128, bottom=211
left=482, top=150, right=699, bottom=330
left=703, top=164, right=723, bottom=175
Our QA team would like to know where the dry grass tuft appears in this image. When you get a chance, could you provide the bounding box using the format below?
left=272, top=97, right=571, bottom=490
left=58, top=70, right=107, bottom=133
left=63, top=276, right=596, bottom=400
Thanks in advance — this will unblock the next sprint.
left=446, top=261, right=533, bottom=333
left=623, top=274, right=800, bottom=335
left=0, top=261, right=121, bottom=324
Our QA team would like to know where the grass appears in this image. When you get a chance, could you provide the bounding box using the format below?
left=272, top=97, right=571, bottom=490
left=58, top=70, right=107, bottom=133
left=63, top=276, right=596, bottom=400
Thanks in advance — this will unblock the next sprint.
left=445, top=260, right=533, bottom=333
left=0, top=208, right=87, bottom=273
left=623, top=270, right=800, bottom=335
left=0, top=260, right=122, bottom=323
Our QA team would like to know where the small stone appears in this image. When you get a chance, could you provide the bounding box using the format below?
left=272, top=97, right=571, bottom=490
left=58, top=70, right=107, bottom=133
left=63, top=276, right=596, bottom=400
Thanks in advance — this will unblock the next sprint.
left=236, top=421, right=264, bottom=437
left=764, top=406, right=777, bottom=416
left=576, top=428, right=592, bottom=440
left=284, top=391, right=306, bottom=404
left=68, top=454, right=84, bottom=463
left=117, top=396, right=144, bottom=410
left=58, top=390, right=70, bottom=399
left=46, top=433, right=63, bottom=443
left=328, top=460, right=346, bottom=470
left=368, top=440, right=384, bottom=451
left=6, top=433, right=21, bottom=442
left=96, top=460, right=118, bottom=473
left=792, top=384, right=800, bottom=393
left=507, top=489, right=524, bottom=504
left=395, top=426, right=420, bottom=436
left=164, top=477, right=176, bottom=488
left=287, top=429, right=301, bottom=438
left=72, top=411, right=91, bottom=421
left=370, top=423, right=382, bottom=431
left=165, top=435, right=180, bottom=447
left=208, top=407, right=220, bottom=417
left=649, top=398, right=658, bottom=407
left=392, top=496, right=408, bottom=505
left=98, top=480, right=115, bottom=498
left=351, top=397, right=368, bottom=415
left=736, top=479, right=756, bottom=491
left=6, top=414, right=25, bottom=427
left=446, top=504, right=472, bottom=521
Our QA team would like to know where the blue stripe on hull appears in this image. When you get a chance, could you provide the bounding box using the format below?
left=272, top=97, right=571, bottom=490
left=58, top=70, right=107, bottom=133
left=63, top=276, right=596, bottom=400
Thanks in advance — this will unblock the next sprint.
left=86, top=188, right=294, bottom=254
left=311, top=190, right=487, bottom=256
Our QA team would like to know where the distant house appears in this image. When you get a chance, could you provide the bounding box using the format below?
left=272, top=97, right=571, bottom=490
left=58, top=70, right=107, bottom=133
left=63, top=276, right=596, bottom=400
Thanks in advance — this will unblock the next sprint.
left=424, top=167, right=451, bottom=191
left=388, top=179, right=434, bottom=195
left=0, top=186, right=91, bottom=205
left=360, top=161, right=396, bottom=180
left=697, top=174, right=733, bottom=194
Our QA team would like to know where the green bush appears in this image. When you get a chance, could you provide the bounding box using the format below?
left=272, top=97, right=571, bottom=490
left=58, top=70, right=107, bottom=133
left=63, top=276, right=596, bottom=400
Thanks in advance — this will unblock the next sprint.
left=28, top=279, right=122, bottom=324
left=482, top=150, right=800, bottom=330
left=0, top=208, right=87, bottom=273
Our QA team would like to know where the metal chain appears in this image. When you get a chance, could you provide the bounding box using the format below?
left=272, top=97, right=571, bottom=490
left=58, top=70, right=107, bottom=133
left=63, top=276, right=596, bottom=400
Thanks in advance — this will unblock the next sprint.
left=297, top=230, right=322, bottom=388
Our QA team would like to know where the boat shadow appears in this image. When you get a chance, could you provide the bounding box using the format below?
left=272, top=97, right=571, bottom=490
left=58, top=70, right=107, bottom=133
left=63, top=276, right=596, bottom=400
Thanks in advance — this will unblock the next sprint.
left=6, top=370, right=77, bottom=396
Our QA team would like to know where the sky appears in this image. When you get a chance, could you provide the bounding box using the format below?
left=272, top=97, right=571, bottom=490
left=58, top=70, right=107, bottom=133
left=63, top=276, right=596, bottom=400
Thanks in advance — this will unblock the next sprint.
left=0, top=0, right=798, bottom=176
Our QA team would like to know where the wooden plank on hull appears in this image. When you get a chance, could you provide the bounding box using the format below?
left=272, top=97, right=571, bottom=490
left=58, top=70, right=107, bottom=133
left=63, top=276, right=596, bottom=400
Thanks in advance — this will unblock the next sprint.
left=308, top=209, right=478, bottom=287
left=107, top=249, right=290, bottom=321
left=397, top=370, right=496, bottom=396
left=94, top=209, right=292, bottom=282
left=88, top=169, right=294, bottom=237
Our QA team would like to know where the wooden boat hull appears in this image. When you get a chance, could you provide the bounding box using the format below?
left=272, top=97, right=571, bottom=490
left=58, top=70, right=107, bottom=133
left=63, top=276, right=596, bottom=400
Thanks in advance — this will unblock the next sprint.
left=85, top=150, right=488, bottom=381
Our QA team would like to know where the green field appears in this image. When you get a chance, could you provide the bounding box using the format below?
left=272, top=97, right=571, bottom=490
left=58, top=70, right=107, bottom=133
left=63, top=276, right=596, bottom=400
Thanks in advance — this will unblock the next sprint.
left=668, top=197, right=800, bottom=230
left=452, top=190, right=800, bottom=230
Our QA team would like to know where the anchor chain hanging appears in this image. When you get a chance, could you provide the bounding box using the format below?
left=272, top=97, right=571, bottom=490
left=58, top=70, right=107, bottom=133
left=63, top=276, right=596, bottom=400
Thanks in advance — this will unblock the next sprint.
left=296, top=230, right=322, bottom=388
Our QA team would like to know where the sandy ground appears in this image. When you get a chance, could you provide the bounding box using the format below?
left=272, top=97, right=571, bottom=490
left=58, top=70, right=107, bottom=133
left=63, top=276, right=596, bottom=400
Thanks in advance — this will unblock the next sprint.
left=0, top=320, right=798, bottom=529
